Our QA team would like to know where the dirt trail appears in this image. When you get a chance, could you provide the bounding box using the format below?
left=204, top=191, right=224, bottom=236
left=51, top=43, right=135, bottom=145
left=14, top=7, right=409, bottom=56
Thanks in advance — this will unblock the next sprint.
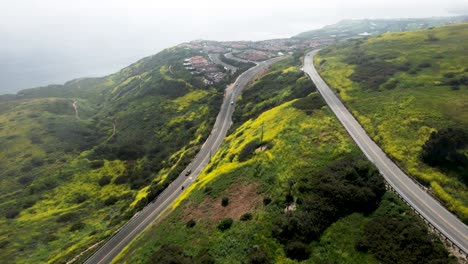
left=72, top=100, right=80, bottom=120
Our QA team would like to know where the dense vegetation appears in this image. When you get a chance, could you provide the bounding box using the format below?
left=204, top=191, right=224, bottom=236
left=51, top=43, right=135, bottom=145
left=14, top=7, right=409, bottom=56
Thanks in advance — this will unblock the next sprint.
left=0, top=46, right=227, bottom=263
left=115, top=59, right=452, bottom=263
left=315, top=23, right=468, bottom=222
left=232, top=55, right=315, bottom=126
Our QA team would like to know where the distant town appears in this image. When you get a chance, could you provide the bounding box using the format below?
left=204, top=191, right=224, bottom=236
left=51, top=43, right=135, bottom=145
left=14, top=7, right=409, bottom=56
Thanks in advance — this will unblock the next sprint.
left=179, top=37, right=334, bottom=85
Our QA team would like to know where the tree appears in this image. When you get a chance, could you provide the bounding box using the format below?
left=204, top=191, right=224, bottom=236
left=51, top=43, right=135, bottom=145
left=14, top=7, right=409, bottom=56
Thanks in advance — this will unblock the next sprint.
left=150, top=244, right=192, bottom=264
left=285, top=241, right=311, bottom=261
left=217, top=218, right=234, bottom=231
left=221, top=197, right=229, bottom=207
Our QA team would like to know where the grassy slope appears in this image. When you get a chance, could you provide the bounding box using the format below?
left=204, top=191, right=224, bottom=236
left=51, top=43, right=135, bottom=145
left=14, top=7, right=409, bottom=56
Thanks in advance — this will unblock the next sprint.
left=115, top=59, right=450, bottom=263
left=314, top=23, right=468, bottom=221
left=0, top=47, right=223, bottom=263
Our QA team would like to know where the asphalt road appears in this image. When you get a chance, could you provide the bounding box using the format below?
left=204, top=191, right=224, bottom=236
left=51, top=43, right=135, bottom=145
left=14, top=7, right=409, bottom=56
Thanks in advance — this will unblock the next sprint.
left=82, top=56, right=285, bottom=264
left=209, top=53, right=238, bottom=73
left=303, top=50, right=468, bottom=255
left=225, top=52, right=255, bottom=64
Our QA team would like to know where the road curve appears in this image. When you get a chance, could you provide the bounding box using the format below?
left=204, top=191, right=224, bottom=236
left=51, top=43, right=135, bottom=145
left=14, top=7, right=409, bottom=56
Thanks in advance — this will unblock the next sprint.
left=82, top=56, right=285, bottom=264
left=209, top=53, right=238, bottom=73
left=303, top=50, right=468, bottom=255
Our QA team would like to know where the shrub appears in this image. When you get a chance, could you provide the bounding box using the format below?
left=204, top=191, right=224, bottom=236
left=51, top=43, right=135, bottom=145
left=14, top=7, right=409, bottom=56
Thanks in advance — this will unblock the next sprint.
left=150, top=244, right=192, bottom=264
left=74, top=193, right=89, bottom=204
left=217, top=218, right=234, bottom=231
left=98, top=175, right=112, bottom=186
left=56, top=212, right=78, bottom=223
left=104, top=196, right=119, bottom=206
left=238, top=140, right=259, bottom=162
left=4, top=208, right=20, bottom=219
left=221, top=197, right=229, bottom=207
left=285, top=241, right=311, bottom=261
left=418, top=62, right=432, bottom=68
left=292, top=94, right=326, bottom=114
left=383, top=80, right=399, bottom=90
left=186, top=219, right=196, bottom=228
left=69, top=222, right=85, bottom=232
left=90, top=160, right=104, bottom=169
left=248, top=247, right=271, bottom=264
left=240, top=213, right=253, bottom=221
left=358, top=216, right=451, bottom=264
left=113, top=175, right=127, bottom=185
left=421, top=128, right=467, bottom=178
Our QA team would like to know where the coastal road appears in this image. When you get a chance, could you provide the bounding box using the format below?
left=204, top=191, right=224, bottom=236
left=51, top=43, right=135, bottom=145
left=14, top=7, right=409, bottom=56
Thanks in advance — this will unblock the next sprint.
left=303, top=50, right=468, bottom=255
left=83, top=56, right=285, bottom=264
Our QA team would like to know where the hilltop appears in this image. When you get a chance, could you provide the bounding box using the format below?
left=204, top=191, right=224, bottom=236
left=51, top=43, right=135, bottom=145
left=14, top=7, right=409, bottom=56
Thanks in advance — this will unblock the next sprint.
left=294, top=16, right=468, bottom=40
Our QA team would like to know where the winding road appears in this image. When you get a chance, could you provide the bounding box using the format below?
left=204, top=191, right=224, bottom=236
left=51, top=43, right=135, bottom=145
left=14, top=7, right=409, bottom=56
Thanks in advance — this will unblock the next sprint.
left=82, top=56, right=285, bottom=264
left=303, top=50, right=468, bottom=256
left=209, top=53, right=238, bottom=73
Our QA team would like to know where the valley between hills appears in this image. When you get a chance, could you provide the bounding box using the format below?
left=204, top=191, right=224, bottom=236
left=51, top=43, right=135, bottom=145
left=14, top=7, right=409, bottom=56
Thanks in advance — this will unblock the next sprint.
left=0, top=18, right=467, bottom=264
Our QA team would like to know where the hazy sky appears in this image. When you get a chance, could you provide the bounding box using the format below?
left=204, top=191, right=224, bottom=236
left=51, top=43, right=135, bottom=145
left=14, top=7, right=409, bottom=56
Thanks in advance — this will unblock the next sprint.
left=1, top=0, right=467, bottom=94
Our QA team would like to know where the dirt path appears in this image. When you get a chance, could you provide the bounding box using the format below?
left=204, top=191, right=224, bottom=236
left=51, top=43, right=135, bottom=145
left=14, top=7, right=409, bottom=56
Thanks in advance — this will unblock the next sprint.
left=72, top=100, right=80, bottom=120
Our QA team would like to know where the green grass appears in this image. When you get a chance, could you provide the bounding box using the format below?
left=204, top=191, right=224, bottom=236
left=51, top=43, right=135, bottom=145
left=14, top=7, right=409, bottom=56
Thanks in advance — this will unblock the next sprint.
left=315, top=23, right=468, bottom=222
left=115, top=98, right=361, bottom=263
left=114, top=44, right=453, bottom=264
left=0, top=47, right=224, bottom=263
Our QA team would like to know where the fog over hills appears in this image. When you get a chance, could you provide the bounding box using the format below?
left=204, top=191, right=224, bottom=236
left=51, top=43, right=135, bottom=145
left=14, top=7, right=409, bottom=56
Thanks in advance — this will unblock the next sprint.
left=1, top=0, right=467, bottom=95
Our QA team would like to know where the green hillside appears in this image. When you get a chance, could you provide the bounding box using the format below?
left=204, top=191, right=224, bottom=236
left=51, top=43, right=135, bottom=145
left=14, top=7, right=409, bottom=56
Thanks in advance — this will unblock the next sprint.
left=294, top=16, right=468, bottom=40
left=314, top=23, right=468, bottom=222
left=0, top=47, right=228, bottom=263
left=114, top=57, right=452, bottom=264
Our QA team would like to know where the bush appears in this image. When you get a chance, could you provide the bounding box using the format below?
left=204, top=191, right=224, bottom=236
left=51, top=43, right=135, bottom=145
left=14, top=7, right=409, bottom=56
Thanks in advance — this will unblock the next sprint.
left=4, top=208, right=20, bottom=219
left=186, top=219, right=196, bottom=228
left=273, top=157, right=386, bottom=247
left=98, top=175, right=112, bottom=186
left=358, top=216, right=451, bottom=264
left=248, top=247, right=271, bottom=264
left=421, top=128, right=468, bottom=178
left=69, top=222, right=85, bottom=231
left=418, top=62, right=432, bottom=69
left=292, top=94, right=326, bottom=115
left=56, top=212, right=78, bottom=223
left=90, top=160, right=104, bottom=169
left=217, top=218, right=234, bottom=231
left=221, top=197, right=229, bottom=207
left=74, top=193, right=89, bottom=204
left=150, top=244, right=192, bottom=264
left=240, top=213, right=253, bottom=221
left=113, top=175, right=127, bottom=185
left=383, top=80, right=399, bottom=90
left=104, top=196, right=119, bottom=206
left=238, top=140, right=259, bottom=162
left=285, top=241, right=311, bottom=261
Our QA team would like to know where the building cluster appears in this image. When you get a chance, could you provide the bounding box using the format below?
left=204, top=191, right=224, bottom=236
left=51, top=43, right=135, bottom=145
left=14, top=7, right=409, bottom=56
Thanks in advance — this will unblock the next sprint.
left=183, top=56, right=227, bottom=85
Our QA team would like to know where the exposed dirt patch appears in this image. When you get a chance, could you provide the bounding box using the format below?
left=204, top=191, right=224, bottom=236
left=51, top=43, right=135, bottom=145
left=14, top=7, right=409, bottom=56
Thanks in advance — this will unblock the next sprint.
left=182, top=183, right=262, bottom=223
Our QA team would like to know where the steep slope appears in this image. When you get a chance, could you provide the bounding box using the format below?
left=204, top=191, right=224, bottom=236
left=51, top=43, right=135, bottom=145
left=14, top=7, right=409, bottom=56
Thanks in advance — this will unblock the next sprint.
left=294, top=16, right=468, bottom=40
left=314, top=23, right=468, bottom=222
left=114, top=57, right=453, bottom=263
left=0, top=47, right=227, bottom=263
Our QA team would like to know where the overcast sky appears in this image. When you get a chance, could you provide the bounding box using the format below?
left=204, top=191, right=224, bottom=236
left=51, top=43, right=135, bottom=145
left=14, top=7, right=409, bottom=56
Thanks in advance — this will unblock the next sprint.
left=1, top=0, right=467, bottom=94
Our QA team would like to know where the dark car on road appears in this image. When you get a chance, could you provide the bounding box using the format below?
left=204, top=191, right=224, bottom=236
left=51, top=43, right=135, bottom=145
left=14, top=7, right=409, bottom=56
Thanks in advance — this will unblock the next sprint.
left=185, top=169, right=191, bottom=176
